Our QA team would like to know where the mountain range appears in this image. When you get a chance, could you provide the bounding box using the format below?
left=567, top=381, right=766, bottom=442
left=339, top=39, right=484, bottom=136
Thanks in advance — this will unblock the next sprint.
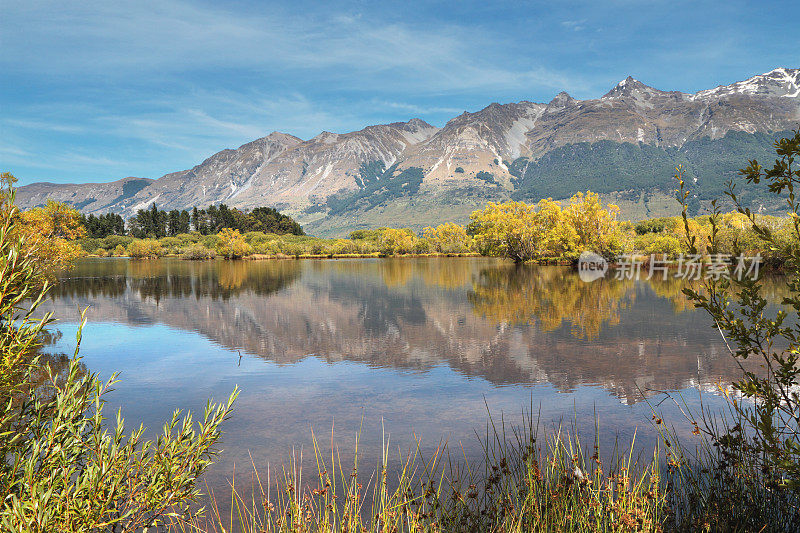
left=16, top=68, right=800, bottom=236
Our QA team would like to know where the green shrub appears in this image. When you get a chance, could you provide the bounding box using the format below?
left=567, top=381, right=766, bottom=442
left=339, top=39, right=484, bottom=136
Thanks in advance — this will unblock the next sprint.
left=349, top=228, right=385, bottom=242
left=174, top=232, right=201, bottom=245
left=330, top=239, right=360, bottom=255
left=251, top=240, right=279, bottom=255
left=0, top=189, right=237, bottom=531
left=309, top=241, right=329, bottom=255
left=633, top=232, right=682, bottom=257
left=634, top=217, right=679, bottom=235
left=276, top=240, right=304, bottom=257
left=475, top=170, right=498, bottom=185
left=98, top=234, right=133, bottom=250
left=182, top=244, right=215, bottom=260
left=201, top=234, right=218, bottom=249
left=413, top=238, right=431, bottom=254
left=76, top=237, right=100, bottom=254
left=127, top=239, right=164, bottom=259
left=244, top=231, right=278, bottom=246
left=158, top=236, right=182, bottom=255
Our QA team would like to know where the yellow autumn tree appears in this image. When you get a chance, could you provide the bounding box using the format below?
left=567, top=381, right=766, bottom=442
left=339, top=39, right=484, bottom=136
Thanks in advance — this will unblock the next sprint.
left=533, top=198, right=580, bottom=259
left=0, top=173, right=85, bottom=274
left=215, top=228, right=252, bottom=259
left=126, top=239, right=164, bottom=259
left=564, top=191, right=624, bottom=260
left=422, top=222, right=472, bottom=253
left=469, top=201, right=537, bottom=262
left=469, top=199, right=578, bottom=263
left=378, top=228, right=416, bottom=255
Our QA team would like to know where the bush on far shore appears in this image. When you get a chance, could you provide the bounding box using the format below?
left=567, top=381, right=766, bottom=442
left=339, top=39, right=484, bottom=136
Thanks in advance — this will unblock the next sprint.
left=127, top=239, right=164, bottom=259
left=182, top=244, right=215, bottom=260
left=633, top=232, right=682, bottom=258
left=215, top=228, right=252, bottom=259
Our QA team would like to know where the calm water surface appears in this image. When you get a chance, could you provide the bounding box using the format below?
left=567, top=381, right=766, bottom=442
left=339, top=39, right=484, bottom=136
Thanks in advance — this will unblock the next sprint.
left=42, top=257, right=762, bottom=502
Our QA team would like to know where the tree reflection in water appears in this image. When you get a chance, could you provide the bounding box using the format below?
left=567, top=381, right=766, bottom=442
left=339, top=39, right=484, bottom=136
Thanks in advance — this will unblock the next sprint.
left=469, top=264, right=633, bottom=340
left=51, top=258, right=301, bottom=302
left=469, top=264, right=786, bottom=340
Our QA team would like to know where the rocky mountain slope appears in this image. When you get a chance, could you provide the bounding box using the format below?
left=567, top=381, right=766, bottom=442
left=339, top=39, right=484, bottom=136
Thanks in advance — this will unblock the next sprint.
left=17, top=68, right=800, bottom=236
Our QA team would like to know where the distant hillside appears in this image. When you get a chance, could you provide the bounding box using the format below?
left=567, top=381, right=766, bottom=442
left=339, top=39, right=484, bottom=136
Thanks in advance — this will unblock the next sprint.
left=510, top=130, right=785, bottom=209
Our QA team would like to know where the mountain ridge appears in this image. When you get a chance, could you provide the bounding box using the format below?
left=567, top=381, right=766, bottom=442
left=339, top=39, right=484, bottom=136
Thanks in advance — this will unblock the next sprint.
left=16, top=68, right=800, bottom=236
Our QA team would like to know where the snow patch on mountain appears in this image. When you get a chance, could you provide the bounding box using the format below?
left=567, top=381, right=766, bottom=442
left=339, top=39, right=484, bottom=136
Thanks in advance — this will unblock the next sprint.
left=495, top=155, right=509, bottom=173
left=693, top=68, right=800, bottom=100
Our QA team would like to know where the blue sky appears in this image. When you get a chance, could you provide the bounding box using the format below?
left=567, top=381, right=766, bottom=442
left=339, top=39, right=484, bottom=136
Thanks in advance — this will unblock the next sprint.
left=1, top=0, right=797, bottom=185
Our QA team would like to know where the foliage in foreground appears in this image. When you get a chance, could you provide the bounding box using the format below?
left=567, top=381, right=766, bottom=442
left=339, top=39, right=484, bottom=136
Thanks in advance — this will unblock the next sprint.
left=188, top=415, right=665, bottom=533
left=656, top=402, right=800, bottom=532
left=660, top=130, right=800, bottom=530
left=1, top=172, right=86, bottom=273
left=0, top=179, right=238, bottom=531
left=677, top=131, right=800, bottom=482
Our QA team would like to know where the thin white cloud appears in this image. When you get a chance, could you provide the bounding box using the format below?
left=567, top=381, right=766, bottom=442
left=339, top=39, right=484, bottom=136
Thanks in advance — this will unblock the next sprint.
left=0, top=145, right=32, bottom=157
left=561, top=19, right=587, bottom=31
left=0, top=0, right=585, bottom=95
left=185, top=110, right=267, bottom=140
left=0, top=147, right=130, bottom=173
left=2, top=119, right=85, bottom=134
left=367, top=100, right=463, bottom=116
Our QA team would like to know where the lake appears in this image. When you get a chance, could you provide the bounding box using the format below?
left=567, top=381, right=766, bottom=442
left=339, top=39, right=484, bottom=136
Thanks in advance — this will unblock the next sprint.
left=42, top=256, right=758, bottom=508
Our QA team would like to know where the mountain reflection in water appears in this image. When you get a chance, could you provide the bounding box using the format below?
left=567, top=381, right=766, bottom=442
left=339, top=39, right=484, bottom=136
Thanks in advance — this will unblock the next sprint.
left=43, top=257, right=776, bottom=404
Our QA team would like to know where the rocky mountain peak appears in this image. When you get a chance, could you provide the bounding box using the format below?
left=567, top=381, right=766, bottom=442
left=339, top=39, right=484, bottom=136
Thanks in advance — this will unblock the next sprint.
left=311, top=131, right=340, bottom=144
left=393, top=118, right=439, bottom=144
left=261, top=131, right=303, bottom=147
left=601, top=76, right=660, bottom=99
left=266, top=131, right=302, bottom=141
left=404, top=117, right=434, bottom=130
left=547, top=91, right=577, bottom=110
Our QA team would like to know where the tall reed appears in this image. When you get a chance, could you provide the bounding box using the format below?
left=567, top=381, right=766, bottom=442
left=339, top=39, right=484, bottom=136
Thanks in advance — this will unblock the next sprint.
left=180, top=411, right=666, bottom=533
